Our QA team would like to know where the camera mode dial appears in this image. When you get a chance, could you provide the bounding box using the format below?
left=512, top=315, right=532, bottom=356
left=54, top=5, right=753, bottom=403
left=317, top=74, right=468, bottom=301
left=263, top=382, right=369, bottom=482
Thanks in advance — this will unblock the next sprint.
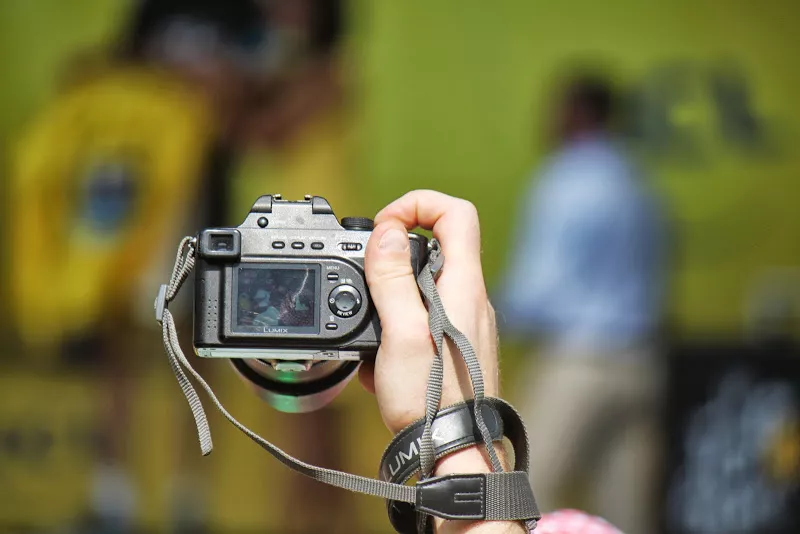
left=341, top=217, right=374, bottom=231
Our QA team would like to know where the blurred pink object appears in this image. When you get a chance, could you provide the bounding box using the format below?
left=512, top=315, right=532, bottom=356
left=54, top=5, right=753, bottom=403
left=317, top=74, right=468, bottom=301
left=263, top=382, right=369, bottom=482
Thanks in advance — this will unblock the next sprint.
left=535, top=509, right=624, bottom=533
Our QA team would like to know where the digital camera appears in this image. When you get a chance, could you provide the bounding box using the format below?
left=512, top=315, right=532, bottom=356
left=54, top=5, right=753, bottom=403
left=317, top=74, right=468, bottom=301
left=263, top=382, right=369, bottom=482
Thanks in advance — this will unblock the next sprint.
left=194, top=195, right=428, bottom=412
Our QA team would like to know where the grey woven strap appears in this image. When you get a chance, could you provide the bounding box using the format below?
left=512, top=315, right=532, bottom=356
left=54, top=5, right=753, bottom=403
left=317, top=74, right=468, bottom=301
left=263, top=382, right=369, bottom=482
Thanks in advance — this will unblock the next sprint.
left=485, top=472, right=539, bottom=521
left=156, top=236, right=539, bottom=530
left=416, top=243, right=503, bottom=476
left=413, top=240, right=504, bottom=533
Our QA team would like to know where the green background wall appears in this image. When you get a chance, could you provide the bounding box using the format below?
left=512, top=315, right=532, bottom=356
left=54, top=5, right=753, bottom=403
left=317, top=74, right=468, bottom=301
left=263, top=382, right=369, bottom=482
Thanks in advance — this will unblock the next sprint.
left=352, top=0, right=800, bottom=336
left=1, top=1, right=798, bottom=531
left=3, top=0, right=798, bottom=336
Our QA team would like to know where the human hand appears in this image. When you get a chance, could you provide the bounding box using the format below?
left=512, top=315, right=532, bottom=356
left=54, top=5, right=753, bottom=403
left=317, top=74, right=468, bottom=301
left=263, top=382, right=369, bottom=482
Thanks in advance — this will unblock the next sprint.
left=361, top=190, right=524, bottom=534
left=361, top=189, right=498, bottom=432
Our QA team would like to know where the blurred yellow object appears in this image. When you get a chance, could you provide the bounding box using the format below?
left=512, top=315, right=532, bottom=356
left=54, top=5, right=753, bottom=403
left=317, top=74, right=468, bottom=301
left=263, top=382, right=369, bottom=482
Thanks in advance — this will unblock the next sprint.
left=9, top=67, right=213, bottom=350
left=211, top=108, right=370, bottom=532
left=0, top=370, right=101, bottom=528
left=766, top=420, right=800, bottom=483
left=231, top=107, right=358, bottom=218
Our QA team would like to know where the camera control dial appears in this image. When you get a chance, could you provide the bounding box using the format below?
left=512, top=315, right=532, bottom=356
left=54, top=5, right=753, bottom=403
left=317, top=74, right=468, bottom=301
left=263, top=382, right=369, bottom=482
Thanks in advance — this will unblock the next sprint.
left=341, top=217, right=374, bottom=231
left=328, top=285, right=362, bottom=318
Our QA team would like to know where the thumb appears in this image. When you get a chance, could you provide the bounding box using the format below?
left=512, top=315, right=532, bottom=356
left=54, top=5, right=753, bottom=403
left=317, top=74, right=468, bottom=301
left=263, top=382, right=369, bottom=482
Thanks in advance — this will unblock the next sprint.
left=365, top=222, right=429, bottom=343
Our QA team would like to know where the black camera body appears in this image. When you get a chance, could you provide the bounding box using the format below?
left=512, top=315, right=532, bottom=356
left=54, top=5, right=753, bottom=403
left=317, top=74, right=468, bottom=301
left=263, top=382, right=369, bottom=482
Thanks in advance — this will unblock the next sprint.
left=193, top=195, right=428, bottom=412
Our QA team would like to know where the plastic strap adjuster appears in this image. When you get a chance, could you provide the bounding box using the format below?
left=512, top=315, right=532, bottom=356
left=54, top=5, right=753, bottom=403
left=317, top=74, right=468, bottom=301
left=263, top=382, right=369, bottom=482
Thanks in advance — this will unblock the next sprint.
left=154, top=284, right=168, bottom=323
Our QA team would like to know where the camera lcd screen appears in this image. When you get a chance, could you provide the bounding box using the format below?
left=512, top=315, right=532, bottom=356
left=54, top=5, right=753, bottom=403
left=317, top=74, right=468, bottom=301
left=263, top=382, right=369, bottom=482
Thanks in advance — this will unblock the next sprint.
left=233, top=266, right=319, bottom=333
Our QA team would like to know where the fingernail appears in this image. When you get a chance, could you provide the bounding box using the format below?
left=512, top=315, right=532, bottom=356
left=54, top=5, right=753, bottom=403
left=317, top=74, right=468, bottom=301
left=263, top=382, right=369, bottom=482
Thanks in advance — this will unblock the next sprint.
left=379, top=229, right=409, bottom=252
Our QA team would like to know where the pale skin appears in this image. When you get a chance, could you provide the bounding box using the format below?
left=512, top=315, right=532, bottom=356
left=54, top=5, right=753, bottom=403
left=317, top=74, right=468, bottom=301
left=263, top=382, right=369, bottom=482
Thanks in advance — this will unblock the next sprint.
left=360, top=190, right=527, bottom=534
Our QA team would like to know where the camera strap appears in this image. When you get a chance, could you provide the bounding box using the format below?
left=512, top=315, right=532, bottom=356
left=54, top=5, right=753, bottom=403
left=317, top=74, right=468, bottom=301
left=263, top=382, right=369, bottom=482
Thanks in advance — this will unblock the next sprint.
left=380, top=398, right=538, bottom=533
left=156, top=236, right=540, bottom=532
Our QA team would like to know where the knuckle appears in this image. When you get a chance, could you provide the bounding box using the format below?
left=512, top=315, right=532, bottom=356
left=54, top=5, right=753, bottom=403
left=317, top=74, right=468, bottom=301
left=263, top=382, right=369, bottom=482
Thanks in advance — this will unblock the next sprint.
left=450, top=199, right=481, bottom=243
left=382, top=314, right=430, bottom=341
left=455, top=198, right=479, bottom=221
left=367, top=262, right=413, bottom=285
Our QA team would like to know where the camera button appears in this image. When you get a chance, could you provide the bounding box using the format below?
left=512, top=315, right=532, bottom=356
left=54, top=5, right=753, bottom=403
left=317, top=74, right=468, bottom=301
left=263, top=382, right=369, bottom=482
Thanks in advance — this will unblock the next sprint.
left=325, top=322, right=339, bottom=331
left=327, top=273, right=339, bottom=282
left=328, top=285, right=362, bottom=317
left=291, top=241, right=305, bottom=250
left=311, top=242, right=324, bottom=250
left=340, top=242, right=363, bottom=252
left=272, top=241, right=286, bottom=249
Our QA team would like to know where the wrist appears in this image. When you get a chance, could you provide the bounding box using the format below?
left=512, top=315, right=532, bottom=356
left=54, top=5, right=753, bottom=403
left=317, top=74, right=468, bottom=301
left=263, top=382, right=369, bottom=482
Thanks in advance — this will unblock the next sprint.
left=434, top=443, right=507, bottom=476
left=432, top=445, right=528, bottom=534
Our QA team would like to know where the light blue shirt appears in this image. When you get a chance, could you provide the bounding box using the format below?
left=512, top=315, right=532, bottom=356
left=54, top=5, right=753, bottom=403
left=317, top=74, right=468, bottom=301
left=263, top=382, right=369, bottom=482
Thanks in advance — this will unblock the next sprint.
left=497, top=136, right=666, bottom=351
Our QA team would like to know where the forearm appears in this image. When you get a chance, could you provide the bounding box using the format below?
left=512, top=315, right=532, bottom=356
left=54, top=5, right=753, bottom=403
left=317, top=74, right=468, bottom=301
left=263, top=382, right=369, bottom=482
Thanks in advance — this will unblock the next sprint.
left=433, top=446, right=528, bottom=534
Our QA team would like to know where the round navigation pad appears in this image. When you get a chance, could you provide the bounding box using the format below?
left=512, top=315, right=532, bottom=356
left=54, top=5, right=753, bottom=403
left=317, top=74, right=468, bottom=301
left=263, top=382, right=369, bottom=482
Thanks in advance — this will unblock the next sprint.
left=328, top=285, right=362, bottom=318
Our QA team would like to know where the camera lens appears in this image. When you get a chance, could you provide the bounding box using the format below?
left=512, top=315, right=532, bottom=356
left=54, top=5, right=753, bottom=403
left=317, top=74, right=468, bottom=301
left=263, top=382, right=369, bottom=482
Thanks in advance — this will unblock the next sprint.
left=231, top=358, right=360, bottom=413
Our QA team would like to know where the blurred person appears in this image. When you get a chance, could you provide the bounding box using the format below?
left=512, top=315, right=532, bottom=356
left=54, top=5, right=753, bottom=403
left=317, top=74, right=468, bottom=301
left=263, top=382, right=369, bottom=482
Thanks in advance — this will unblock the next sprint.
left=223, top=1, right=360, bottom=531
left=496, top=73, right=668, bottom=534
left=8, top=0, right=269, bottom=530
left=123, top=1, right=356, bottom=530
left=232, top=0, right=353, bottom=214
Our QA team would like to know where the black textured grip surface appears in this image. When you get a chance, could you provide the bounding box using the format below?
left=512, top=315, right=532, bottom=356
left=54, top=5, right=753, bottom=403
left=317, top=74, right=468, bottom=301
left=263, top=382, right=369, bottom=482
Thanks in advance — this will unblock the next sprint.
left=379, top=401, right=504, bottom=484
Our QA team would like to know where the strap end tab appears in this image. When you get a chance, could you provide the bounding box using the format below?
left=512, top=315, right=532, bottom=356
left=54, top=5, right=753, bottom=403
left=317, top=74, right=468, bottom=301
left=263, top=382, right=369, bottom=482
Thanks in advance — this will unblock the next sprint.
left=416, top=474, right=485, bottom=521
left=155, top=284, right=168, bottom=323
left=414, top=471, right=540, bottom=524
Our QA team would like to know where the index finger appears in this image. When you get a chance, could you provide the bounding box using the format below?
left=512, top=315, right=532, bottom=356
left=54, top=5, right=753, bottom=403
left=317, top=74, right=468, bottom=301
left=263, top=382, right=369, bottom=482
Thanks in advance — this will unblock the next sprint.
left=374, top=190, right=483, bottom=271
